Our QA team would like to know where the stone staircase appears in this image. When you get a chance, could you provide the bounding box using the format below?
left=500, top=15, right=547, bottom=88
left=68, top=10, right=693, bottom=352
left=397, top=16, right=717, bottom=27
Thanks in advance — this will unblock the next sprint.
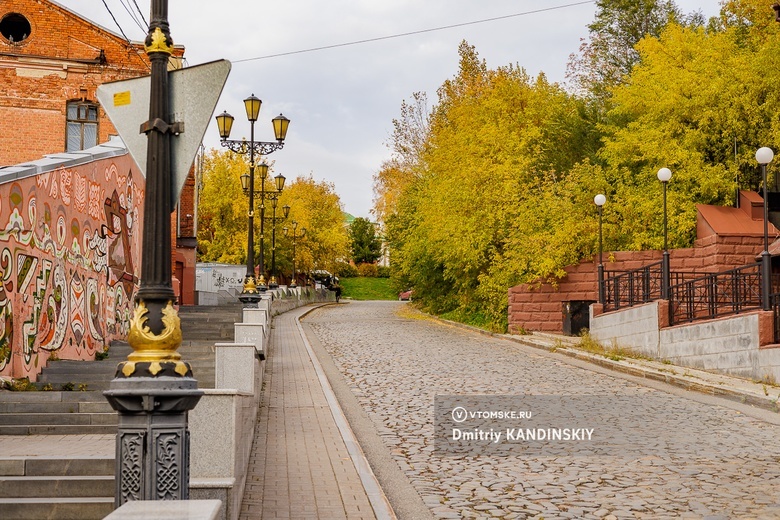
left=0, top=303, right=244, bottom=519
left=0, top=458, right=114, bottom=519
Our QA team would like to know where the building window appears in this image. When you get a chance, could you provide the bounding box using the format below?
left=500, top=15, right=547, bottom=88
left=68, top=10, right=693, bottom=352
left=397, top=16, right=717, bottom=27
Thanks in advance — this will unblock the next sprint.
left=0, top=13, right=31, bottom=43
left=66, top=101, right=98, bottom=152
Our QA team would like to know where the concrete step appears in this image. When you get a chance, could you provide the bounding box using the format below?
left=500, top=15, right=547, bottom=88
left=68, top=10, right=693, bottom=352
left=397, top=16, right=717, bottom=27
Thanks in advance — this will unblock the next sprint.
left=0, top=457, right=114, bottom=477
left=0, top=497, right=114, bottom=520
left=0, top=390, right=106, bottom=403
left=0, top=401, right=113, bottom=414
left=0, top=413, right=117, bottom=426
left=0, top=424, right=117, bottom=435
left=0, top=475, right=114, bottom=498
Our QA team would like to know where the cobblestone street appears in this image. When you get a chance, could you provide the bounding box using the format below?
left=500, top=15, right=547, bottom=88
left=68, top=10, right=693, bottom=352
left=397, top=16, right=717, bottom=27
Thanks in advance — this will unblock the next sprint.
left=303, top=301, right=780, bottom=520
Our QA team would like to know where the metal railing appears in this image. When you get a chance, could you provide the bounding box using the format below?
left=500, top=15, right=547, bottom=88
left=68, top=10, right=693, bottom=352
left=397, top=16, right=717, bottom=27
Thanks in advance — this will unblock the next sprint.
left=668, top=263, right=764, bottom=325
left=602, top=262, right=699, bottom=312
left=601, top=261, right=663, bottom=312
left=771, top=292, right=780, bottom=344
left=602, top=259, right=780, bottom=342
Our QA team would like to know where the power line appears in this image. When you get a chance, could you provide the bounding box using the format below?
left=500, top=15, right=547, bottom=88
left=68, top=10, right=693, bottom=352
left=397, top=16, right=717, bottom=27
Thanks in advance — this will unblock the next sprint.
left=100, top=0, right=132, bottom=42
left=99, top=0, right=151, bottom=71
left=131, top=0, right=148, bottom=28
left=118, top=0, right=146, bottom=33
left=233, top=1, right=595, bottom=64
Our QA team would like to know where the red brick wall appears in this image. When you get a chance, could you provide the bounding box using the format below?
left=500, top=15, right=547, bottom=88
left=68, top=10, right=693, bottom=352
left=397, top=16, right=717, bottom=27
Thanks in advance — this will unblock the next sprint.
left=0, top=0, right=184, bottom=165
left=508, top=236, right=765, bottom=334
left=178, top=165, right=197, bottom=238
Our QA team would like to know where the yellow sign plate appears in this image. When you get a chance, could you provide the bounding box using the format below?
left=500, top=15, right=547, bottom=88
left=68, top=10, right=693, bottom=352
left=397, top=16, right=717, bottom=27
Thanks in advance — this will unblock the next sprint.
left=113, top=91, right=131, bottom=106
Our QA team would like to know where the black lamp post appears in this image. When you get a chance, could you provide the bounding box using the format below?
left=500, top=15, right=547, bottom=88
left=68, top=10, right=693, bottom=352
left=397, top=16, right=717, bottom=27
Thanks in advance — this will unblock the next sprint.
left=215, top=99, right=290, bottom=304
left=265, top=196, right=290, bottom=289
left=757, top=147, right=774, bottom=310
left=594, top=194, right=606, bottom=304
left=284, top=221, right=305, bottom=288
left=657, top=167, right=672, bottom=300
left=103, top=0, right=201, bottom=506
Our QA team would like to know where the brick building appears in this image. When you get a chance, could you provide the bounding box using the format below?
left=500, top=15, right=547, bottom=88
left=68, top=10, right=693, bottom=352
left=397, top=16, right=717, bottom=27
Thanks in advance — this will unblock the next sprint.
left=508, top=191, right=780, bottom=335
left=0, top=0, right=199, bottom=305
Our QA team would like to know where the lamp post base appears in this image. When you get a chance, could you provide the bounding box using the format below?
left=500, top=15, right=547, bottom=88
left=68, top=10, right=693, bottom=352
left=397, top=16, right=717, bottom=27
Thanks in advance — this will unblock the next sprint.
left=104, top=371, right=202, bottom=507
left=268, top=276, right=279, bottom=289
left=239, top=276, right=262, bottom=308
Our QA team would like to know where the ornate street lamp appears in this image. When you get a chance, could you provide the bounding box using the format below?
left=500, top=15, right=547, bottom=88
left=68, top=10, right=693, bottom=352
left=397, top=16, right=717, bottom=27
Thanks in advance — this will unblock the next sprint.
left=594, top=194, right=606, bottom=304
left=215, top=98, right=290, bottom=305
left=757, top=147, right=774, bottom=310
left=657, top=167, right=672, bottom=300
left=103, top=0, right=201, bottom=506
left=265, top=196, right=290, bottom=289
left=284, top=221, right=306, bottom=288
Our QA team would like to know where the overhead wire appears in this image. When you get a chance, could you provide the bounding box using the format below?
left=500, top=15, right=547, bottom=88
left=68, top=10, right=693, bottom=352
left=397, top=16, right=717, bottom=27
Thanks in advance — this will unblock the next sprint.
left=100, top=0, right=133, bottom=42
left=131, top=0, right=148, bottom=28
left=99, top=0, right=150, bottom=71
left=118, top=0, right=146, bottom=33
left=233, top=0, right=595, bottom=64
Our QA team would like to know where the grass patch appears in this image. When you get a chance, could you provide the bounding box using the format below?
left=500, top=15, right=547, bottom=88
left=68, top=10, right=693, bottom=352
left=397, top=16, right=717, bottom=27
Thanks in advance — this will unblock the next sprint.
left=339, top=277, right=397, bottom=300
left=576, top=332, right=650, bottom=362
left=395, top=305, right=435, bottom=321
left=439, top=308, right=506, bottom=333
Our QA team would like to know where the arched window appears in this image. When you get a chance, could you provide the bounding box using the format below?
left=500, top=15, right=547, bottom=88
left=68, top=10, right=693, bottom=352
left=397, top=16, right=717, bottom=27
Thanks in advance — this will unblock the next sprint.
left=66, top=101, right=98, bottom=152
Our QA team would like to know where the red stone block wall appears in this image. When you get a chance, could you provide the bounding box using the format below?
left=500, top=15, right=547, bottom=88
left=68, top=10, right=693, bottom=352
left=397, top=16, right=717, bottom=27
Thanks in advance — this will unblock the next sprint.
left=508, top=236, right=765, bottom=335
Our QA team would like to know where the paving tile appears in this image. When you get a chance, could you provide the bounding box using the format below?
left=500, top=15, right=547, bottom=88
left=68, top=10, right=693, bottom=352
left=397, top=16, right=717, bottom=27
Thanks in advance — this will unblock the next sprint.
left=238, top=306, right=377, bottom=520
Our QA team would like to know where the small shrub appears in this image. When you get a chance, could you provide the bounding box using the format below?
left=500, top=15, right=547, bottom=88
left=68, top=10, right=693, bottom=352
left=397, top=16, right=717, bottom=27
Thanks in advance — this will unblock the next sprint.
left=95, top=346, right=109, bottom=361
left=42, top=383, right=54, bottom=391
left=61, top=382, right=75, bottom=391
left=0, top=344, right=10, bottom=363
left=47, top=350, right=59, bottom=362
left=334, top=261, right=359, bottom=278
left=357, top=262, right=378, bottom=277
left=9, top=378, right=37, bottom=392
left=376, top=265, right=391, bottom=278
left=78, top=383, right=89, bottom=392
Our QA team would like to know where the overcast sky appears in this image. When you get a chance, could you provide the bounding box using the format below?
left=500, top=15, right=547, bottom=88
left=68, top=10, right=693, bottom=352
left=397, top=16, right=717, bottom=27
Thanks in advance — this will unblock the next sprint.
left=57, top=1, right=721, bottom=219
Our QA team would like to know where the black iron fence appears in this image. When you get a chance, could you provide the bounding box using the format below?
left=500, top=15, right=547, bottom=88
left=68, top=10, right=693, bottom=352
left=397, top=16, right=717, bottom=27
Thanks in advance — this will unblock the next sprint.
left=771, top=293, right=780, bottom=345
left=602, top=262, right=699, bottom=312
left=601, top=261, right=662, bottom=312
left=601, top=258, right=780, bottom=342
left=668, top=263, right=763, bottom=325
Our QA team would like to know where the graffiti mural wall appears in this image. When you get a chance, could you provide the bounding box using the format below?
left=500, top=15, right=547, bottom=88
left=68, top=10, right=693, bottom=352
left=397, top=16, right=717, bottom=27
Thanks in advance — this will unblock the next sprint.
left=0, top=150, right=144, bottom=380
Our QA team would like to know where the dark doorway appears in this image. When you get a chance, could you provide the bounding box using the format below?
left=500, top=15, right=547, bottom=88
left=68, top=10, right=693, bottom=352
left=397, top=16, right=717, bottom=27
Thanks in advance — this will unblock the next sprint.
left=562, top=300, right=595, bottom=336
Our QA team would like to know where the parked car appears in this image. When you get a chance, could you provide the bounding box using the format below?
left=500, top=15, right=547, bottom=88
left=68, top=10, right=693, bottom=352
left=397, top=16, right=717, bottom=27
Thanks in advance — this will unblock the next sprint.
left=399, top=289, right=413, bottom=301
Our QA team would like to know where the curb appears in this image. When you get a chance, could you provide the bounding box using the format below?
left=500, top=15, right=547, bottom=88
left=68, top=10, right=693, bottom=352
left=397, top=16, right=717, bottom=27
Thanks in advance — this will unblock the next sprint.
left=294, top=305, right=397, bottom=520
left=425, top=314, right=780, bottom=413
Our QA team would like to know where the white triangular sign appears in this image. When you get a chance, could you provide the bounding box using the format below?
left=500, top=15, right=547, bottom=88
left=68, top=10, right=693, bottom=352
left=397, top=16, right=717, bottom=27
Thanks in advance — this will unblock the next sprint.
left=96, top=59, right=231, bottom=209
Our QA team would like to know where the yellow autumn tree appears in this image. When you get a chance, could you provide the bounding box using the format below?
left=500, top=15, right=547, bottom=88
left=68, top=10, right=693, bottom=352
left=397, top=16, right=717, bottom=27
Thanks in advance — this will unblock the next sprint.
left=197, top=149, right=251, bottom=264
left=274, top=175, right=350, bottom=279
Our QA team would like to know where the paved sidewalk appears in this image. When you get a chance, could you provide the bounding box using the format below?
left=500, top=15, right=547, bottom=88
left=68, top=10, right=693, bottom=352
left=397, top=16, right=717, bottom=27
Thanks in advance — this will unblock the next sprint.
left=239, top=305, right=389, bottom=520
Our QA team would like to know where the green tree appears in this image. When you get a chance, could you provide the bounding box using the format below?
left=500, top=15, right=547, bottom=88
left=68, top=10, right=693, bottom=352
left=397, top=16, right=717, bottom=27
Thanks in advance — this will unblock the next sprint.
left=567, top=0, right=684, bottom=102
left=373, top=92, right=430, bottom=223
left=198, top=151, right=350, bottom=279
left=349, top=217, right=382, bottom=264
left=385, top=42, right=598, bottom=328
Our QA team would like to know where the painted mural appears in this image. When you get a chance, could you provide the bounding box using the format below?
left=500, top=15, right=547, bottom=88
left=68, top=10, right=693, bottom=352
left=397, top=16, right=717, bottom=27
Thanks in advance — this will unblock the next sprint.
left=0, top=153, right=144, bottom=380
